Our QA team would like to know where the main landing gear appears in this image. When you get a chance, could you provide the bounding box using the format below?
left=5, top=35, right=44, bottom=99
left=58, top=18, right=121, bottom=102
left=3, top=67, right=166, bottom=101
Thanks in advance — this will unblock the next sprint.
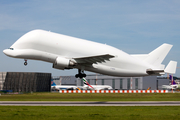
left=75, top=69, right=86, bottom=78
left=24, top=59, right=27, bottom=66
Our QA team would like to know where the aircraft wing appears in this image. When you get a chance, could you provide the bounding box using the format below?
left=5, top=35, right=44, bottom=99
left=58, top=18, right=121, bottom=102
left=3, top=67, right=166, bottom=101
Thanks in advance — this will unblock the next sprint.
left=74, top=54, right=115, bottom=64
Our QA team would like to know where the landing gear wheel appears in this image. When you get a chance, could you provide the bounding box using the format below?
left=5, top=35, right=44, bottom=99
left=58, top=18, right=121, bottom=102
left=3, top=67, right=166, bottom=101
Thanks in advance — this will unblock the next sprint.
left=75, top=69, right=86, bottom=78
left=24, top=62, right=27, bottom=66
left=82, top=74, right=86, bottom=78
left=24, top=59, right=27, bottom=66
left=75, top=74, right=79, bottom=78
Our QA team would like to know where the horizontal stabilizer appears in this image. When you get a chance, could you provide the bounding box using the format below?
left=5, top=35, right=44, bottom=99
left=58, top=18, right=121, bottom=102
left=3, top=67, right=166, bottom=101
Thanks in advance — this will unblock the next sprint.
left=74, top=54, right=114, bottom=64
left=146, top=69, right=164, bottom=75
left=165, top=61, right=177, bottom=74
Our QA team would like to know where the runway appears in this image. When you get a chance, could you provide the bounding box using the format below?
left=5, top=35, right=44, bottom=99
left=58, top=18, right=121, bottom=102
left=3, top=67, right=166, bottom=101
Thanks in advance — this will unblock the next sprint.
left=0, top=101, right=180, bottom=106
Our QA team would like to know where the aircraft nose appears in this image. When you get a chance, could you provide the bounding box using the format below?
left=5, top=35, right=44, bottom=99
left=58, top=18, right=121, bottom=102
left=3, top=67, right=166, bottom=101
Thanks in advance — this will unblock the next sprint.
left=3, top=49, right=14, bottom=57
left=3, top=49, right=9, bottom=55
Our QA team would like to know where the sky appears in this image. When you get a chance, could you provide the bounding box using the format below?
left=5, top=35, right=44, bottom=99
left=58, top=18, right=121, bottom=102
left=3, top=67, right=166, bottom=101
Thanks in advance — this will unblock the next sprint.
left=0, top=0, right=180, bottom=77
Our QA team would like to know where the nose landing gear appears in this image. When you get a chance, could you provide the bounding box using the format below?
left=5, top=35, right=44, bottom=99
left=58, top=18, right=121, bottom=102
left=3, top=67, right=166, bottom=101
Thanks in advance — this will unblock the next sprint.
left=24, top=59, right=27, bottom=66
left=75, top=69, right=86, bottom=78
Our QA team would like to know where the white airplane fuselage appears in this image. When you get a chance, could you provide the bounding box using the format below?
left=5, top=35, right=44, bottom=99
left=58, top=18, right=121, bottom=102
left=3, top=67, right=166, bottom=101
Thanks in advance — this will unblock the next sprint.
left=162, top=84, right=180, bottom=90
left=3, top=30, right=174, bottom=77
left=51, top=85, right=77, bottom=90
left=83, top=85, right=113, bottom=90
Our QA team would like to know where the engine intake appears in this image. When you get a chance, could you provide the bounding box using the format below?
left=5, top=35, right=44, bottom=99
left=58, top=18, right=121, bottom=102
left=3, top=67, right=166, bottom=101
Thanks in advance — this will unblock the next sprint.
left=53, top=57, right=76, bottom=70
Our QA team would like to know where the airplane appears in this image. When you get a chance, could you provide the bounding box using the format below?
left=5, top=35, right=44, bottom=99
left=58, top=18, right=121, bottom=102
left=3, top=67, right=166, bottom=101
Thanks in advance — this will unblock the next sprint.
left=51, top=79, right=77, bottom=90
left=82, top=78, right=113, bottom=90
left=3, top=29, right=177, bottom=78
left=162, top=75, right=180, bottom=90
left=51, top=78, right=112, bottom=90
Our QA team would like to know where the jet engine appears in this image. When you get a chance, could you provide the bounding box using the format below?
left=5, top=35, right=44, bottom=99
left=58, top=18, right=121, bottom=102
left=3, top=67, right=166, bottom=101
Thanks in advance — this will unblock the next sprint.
left=53, top=57, right=76, bottom=70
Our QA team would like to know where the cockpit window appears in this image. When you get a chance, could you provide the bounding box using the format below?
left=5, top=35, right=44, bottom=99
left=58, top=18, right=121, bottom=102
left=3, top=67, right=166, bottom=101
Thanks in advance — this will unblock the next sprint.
left=9, top=48, right=14, bottom=50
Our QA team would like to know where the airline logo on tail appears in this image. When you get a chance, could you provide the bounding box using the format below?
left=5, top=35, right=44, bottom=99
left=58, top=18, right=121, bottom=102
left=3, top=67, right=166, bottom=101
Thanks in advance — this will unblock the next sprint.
left=51, top=79, right=57, bottom=86
left=82, top=78, right=94, bottom=89
left=169, top=75, right=177, bottom=85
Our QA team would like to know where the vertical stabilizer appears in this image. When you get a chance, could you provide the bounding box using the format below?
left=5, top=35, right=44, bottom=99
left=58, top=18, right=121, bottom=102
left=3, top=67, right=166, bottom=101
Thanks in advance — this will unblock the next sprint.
left=144, top=43, right=173, bottom=66
left=169, top=75, right=177, bottom=85
left=82, top=78, right=94, bottom=89
left=51, top=79, right=56, bottom=86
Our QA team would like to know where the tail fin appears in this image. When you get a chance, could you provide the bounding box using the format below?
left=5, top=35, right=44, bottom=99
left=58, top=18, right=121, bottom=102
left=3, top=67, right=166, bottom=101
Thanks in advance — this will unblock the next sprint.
left=169, top=75, right=177, bottom=85
left=51, top=79, right=56, bottom=86
left=144, top=43, right=173, bottom=66
left=165, top=61, right=177, bottom=74
left=82, top=78, right=94, bottom=89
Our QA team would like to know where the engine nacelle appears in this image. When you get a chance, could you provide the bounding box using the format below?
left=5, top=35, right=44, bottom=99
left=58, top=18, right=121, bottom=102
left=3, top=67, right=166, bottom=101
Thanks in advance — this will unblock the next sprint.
left=53, top=57, right=76, bottom=70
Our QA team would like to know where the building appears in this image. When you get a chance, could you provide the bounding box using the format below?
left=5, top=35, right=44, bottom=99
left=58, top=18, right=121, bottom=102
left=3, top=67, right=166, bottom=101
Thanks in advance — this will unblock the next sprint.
left=0, top=72, right=51, bottom=92
left=0, top=72, right=170, bottom=92
left=52, top=74, right=170, bottom=90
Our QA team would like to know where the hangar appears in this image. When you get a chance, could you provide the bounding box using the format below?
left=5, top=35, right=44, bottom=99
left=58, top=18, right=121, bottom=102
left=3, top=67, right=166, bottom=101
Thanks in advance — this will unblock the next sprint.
left=0, top=72, right=51, bottom=92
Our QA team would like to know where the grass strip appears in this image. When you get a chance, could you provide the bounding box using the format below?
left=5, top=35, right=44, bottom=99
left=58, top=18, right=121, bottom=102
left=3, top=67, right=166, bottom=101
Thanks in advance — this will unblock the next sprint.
left=0, top=92, right=180, bottom=101
left=0, top=106, right=180, bottom=120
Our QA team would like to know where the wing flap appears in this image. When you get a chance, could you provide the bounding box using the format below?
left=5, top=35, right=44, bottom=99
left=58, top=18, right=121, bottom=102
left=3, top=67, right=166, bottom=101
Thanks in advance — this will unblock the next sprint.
left=74, top=54, right=114, bottom=64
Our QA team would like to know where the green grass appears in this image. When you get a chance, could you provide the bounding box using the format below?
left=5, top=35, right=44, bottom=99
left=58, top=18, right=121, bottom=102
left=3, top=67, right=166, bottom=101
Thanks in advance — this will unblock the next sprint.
left=0, top=92, right=180, bottom=101
left=0, top=106, right=180, bottom=120
left=1, top=93, right=180, bottom=120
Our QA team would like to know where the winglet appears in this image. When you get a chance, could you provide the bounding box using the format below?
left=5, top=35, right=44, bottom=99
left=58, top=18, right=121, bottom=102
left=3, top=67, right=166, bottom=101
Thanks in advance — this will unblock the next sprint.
left=165, top=61, right=177, bottom=74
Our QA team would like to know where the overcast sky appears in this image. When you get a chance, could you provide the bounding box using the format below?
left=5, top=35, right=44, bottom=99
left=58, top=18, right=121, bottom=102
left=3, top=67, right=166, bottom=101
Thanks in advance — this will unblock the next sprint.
left=0, top=0, right=180, bottom=77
